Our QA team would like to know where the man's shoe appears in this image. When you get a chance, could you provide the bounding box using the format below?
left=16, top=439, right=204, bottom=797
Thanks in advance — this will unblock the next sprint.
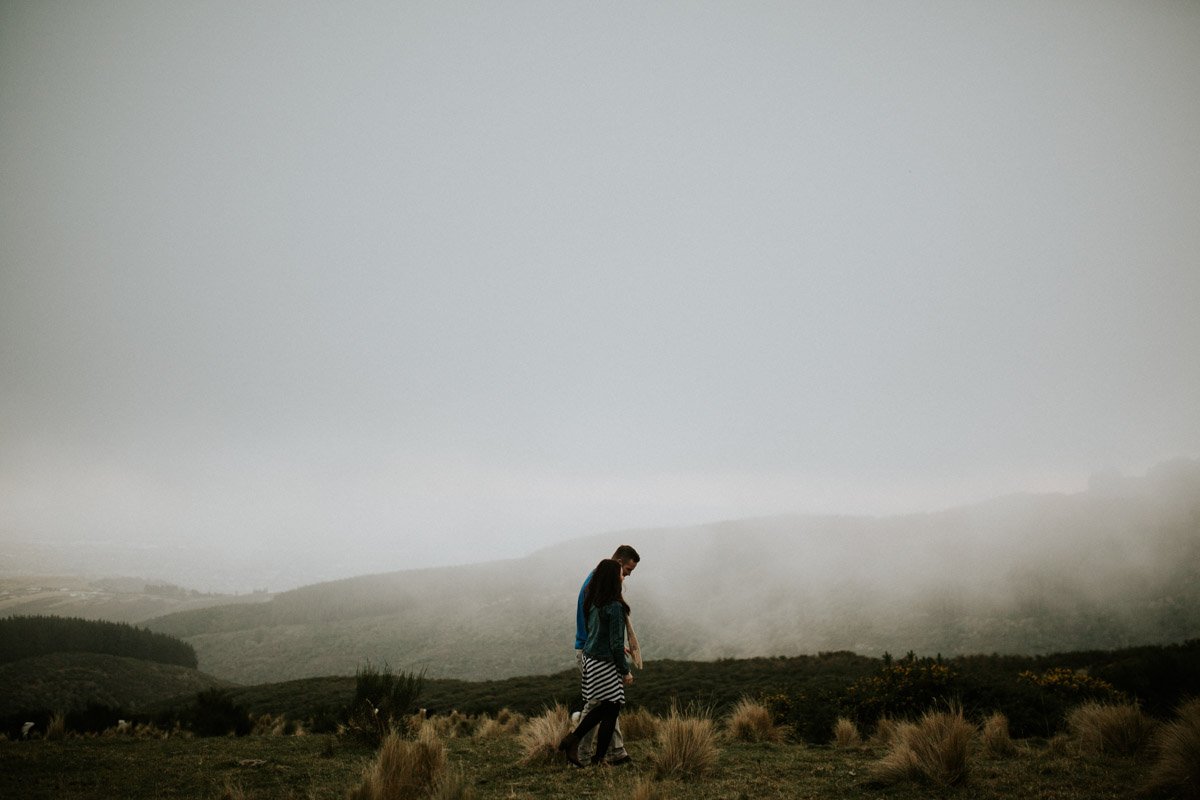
left=607, top=754, right=633, bottom=766
left=557, top=733, right=583, bottom=767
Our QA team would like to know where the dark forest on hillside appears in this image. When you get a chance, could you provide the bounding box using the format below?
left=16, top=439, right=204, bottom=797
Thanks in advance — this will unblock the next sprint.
left=0, top=615, right=197, bottom=669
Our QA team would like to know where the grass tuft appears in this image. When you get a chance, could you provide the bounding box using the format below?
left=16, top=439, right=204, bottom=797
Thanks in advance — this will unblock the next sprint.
left=426, top=769, right=476, bottom=800
left=348, top=726, right=446, bottom=800
left=1066, top=701, right=1154, bottom=756
left=650, top=707, right=719, bottom=780
left=1142, top=697, right=1200, bottom=799
left=625, top=775, right=672, bottom=800
left=1047, top=733, right=1072, bottom=757
left=516, top=703, right=572, bottom=766
left=725, top=696, right=785, bottom=743
left=869, top=716, right=899, bottom=747
left=981, top=711, right=1017, bottom=757
left=621, top=707, right=661, bottom=741
left=869, top=703, right=974, bottom=786
left=45, top=713, right=66, bottom=742
left=473, top=709, right=523, bottom=741
left=214, top=783, right=246, bottom=800
left=832, top=716, right=861, bottom=748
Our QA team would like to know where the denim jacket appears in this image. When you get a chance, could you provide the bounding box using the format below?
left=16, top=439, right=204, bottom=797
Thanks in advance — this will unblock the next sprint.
left=582, top=600, right=629, bottom=675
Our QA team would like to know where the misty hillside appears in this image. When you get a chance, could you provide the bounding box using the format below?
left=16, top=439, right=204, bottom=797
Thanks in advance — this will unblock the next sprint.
left=145, top=459, right=1200, bottom=684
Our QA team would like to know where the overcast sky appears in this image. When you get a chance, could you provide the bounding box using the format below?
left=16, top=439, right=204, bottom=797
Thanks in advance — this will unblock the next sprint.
left=2, top=1, right=1199, bottom=585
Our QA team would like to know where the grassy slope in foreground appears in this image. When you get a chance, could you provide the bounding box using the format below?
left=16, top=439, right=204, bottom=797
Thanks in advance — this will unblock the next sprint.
left=0, top=728, right=1149, bottom=800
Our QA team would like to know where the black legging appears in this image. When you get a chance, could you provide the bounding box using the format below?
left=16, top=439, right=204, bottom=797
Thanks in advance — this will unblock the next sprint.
left=570, top=700, right=622, bottom=763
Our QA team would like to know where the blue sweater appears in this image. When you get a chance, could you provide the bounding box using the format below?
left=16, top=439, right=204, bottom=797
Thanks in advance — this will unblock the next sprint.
left=574, top=571, right=593, bottom=649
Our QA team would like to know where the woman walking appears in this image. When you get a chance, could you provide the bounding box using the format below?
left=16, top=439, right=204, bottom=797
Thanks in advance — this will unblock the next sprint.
left=559, top=558, right=633, bottom=766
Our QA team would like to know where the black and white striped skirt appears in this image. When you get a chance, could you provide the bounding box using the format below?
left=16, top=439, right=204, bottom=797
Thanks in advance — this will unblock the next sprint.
left=580, top=654, right=625, bottom=705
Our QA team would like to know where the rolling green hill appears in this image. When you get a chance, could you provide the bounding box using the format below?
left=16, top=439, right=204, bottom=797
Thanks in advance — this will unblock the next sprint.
left=0, top=651, right=234, bottom=716
left=145, top=459, right=1200, bottom=685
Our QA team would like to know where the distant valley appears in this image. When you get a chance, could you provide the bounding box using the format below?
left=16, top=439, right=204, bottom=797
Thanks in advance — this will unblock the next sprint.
left=132, top=459, right=1200, bottom=685
left=0, top=575, right=266, bottom=625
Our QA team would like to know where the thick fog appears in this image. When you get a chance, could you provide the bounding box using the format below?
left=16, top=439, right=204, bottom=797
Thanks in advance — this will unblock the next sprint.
left=2, top=2, right=1199, bottom=591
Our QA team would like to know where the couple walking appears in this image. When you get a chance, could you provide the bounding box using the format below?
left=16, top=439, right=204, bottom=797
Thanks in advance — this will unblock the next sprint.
left=558, top=544, right=640, bottom=768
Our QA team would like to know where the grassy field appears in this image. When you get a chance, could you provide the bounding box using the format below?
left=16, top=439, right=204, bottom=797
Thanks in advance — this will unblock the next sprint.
left=0, top=721, right=1153, bottom=800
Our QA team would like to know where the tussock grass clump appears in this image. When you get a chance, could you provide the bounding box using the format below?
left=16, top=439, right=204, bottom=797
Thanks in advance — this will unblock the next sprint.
left=624, top=776, right=672, bottom=800
left=869, top=716, right=899, bottom=747
left=980, top=712, right=1016, bottom=757
left=473, top=717, right=505, bottom=740
left=1066, top=701, right=1154, bottom=756
left=726, top=697, right=785, bottom=743
left=1142, top=697, right=1200, bottom=799
left=621, top=707, right=661, bottom=741
left=473, top=709, right=523, bottom=740
left=424, top=710, right=476, bottom=739
left=869, top=704, right=974, bottom=786
left=650, top=707, right=720, bottom=780
left=348, top=726, right=446, bottom=800
left=215, top=783, right=246, bottom=800
left=1047, top=733, right=1072, bottom=757
left=517, top=703, right=572, bottom=766
left=832, top=716, right=861, bottom=748
left=425, top=770, right=475, bottom=800
left=45, top=713, right=67, bottom=742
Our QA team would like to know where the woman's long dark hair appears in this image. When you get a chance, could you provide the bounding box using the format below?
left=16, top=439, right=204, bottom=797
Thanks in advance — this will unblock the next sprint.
left=583, top=558, right=630, bottom=616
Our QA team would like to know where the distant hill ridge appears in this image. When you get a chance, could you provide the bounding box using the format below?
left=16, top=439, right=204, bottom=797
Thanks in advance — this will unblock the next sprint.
left=145, top=459, right=1200, bottom=684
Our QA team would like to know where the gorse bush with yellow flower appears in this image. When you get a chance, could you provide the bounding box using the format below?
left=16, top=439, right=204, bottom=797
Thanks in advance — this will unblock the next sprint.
left=1017, top=667, right=1128, bottom=704
left=841, top=653, right=958, bottom=727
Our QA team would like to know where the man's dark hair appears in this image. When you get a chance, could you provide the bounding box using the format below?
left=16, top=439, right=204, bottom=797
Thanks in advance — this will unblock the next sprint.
left=612, top=545, right=640, bottom=563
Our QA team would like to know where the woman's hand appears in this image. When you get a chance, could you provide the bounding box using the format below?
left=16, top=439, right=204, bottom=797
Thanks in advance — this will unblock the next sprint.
left=623, top=672, right=634, bottom=686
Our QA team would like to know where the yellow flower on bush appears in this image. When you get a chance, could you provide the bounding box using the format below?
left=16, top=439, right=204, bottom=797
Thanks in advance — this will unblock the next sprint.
left=841, top=661, right=957, bottom=723
left=1018, top=667, right=1127, bottom=703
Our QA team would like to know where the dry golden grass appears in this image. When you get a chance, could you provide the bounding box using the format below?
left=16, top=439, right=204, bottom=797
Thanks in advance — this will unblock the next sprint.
left=422, top=710, right=476, bottom=739
left=495, top=708, right=523, bottom=728
left=1066, top=701, right=1155, bottom=756
left=1142, top=697, right=1200, bottom=800
left=215, top=783, right=246, bottom=800
left=472, top=717, right=505, bottom=740
left=347, top=726, right=447, bottom=800
left=472, top=709, right=522, bottom=741
left=476, top=709, right=524, bottom=740
left=868, top=703, right=975, bottom=786
left=1047, top=733, right=1072, bottom=757
left=516, top=703, right=573, bottom=766
left=624, top=775, right=673, bottom=800
left=869, top=716, right=899, bottom=747
left=45, top=713, right=67, bottom=742
left=621, top=707, right=661, bottom=741
left=832, top=716, right=861, bottom=748
left=650, top=708, right=720, bottom=780
left=981, top=711, right=1017, bottom=757
left=425, top=770, right=476, bottom=800
left=725, top=697, right=785, bottom=743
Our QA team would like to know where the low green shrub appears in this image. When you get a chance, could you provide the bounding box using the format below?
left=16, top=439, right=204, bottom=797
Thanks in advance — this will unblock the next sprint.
left=189, top=689, right=251, bottom=737
left=343, top=662, right=425, bottom=747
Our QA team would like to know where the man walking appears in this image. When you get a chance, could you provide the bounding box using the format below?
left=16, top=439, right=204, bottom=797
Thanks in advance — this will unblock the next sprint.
left=574, top=544, right=639, bottom=765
